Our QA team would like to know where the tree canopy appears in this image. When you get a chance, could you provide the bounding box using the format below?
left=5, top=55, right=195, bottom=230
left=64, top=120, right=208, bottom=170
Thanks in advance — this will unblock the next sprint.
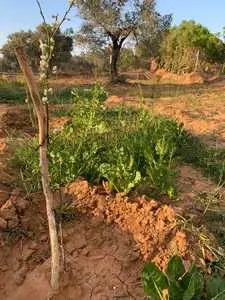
left=73, top=0, right=171, bottom=81
left=0, top=25, right=73, bottom=73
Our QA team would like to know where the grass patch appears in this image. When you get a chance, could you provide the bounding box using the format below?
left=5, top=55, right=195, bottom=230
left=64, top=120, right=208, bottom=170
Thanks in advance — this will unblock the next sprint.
left=179, top=133, right=225, bottom=184
left=50, top=87, right=74, bottom=104
left=0, top=78, right=26, bottom=104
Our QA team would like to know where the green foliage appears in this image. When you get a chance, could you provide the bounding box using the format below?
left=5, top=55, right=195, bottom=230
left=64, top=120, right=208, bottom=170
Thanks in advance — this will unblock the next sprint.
left=178, top=132, right=225, bottom=184
left=74, top=0, right=170, bottom=81
left=118, top=48, right=137, bottom=71
left=161, top=20, right=225, bottom=74
left=71, top=83, right=108, bottom=103
left=12, top=85, right=184, bottom=197
left=142, top=255, right=225, bottom=300
left=136, top=13, right=172, bottom=61
left=12, top=138, right=40, bottom=192
left=0, top=78, right=26, bottom=103
left=0, top=25, right=73, bottom=73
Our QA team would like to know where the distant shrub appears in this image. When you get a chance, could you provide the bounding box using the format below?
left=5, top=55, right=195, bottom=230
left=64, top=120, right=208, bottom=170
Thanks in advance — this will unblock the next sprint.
left=161, top=20, right=225, bottom=74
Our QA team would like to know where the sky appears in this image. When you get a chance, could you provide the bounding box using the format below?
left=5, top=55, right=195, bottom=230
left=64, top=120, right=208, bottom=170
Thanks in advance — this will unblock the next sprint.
left=1, top=0, right=225, bottom=49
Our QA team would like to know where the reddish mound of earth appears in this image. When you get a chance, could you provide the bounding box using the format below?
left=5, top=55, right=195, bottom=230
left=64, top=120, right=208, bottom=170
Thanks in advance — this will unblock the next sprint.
left=155, top=69, right=205, bottom=84
left=0, top=179, right=200, bottom=299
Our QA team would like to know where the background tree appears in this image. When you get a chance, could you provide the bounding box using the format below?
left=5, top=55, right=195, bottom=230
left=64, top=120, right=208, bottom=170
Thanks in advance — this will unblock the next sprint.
left=135, top=12, right=172, bottom=62
left=1, top=26, right=73, bottom=73
left=1, top=31, right=40, bottom=72
left=160, top=20, right=225, bottom=74
left=73, top=0, right=169, bottom=82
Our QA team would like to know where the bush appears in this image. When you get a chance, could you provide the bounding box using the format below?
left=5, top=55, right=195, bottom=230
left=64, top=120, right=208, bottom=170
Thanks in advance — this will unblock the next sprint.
left=160, top=20, right=225, bottom=74
left=12, top=85, right=184, bottom=197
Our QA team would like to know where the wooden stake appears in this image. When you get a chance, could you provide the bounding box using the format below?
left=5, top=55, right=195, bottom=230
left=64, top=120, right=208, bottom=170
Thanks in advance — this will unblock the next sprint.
left=15, top=48, right=60, bottom=290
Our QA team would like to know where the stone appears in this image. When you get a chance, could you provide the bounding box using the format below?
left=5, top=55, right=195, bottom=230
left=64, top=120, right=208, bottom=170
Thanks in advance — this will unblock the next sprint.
left=0, top=264, right=8, bottom=272
left=28, top=242, right=39, bottom=250
left=40, top=234, right=48, bottom=242
left=80, top=248, right=89, bottom=256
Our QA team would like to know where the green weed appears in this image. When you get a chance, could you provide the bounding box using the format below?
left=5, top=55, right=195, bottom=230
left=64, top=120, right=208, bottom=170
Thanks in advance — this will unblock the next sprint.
left=142, top=255, right=225, bottom=300
left=12, top=84, right=183, bottom=197
left=50, top=87, right=74, bottom=104
left=178, top=132, right=225, bottom=184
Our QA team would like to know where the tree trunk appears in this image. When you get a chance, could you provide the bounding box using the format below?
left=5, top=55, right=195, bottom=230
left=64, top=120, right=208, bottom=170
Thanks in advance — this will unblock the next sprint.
left=110, top=43, right=121, bottom=83
left=15, top=48, right=60, bottom=290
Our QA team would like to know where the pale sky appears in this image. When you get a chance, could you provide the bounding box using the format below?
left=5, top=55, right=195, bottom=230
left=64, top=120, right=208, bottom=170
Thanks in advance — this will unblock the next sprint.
left=1, top=0, right=225, bottom=48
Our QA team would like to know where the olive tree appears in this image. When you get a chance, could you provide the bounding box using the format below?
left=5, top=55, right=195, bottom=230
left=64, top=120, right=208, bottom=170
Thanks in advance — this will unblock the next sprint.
left=72, top=0, right=167, bottom=82
left=1, top=26, right=73, bottom=73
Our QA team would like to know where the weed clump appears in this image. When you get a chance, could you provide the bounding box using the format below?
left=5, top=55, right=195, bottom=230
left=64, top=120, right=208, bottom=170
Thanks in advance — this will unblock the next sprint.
left=12, top=84, right=184, bottom=197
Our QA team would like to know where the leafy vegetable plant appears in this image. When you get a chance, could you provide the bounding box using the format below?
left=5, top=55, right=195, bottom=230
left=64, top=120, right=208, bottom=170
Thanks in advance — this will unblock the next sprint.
left=142, top=256, right=225, bottom=300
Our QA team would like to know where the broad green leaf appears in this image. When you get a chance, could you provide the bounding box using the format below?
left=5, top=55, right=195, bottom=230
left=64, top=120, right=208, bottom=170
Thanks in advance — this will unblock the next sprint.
left=182, top=270, right=203, bottom=300
left=169, top=281, right=185, bottom=300
left=166, top=255, right=185, bottom=281
left=142, top=262, right=169, bottom=300
left=211, top=289, right=225, bottom=300
left=180, top=263, right=199, bottom=290
left=206, top=276, right=225, bottom=300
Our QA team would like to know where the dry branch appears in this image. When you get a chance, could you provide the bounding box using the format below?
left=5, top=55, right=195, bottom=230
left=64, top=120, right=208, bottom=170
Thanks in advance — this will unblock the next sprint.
left=15, top=47, right=60, bottom=290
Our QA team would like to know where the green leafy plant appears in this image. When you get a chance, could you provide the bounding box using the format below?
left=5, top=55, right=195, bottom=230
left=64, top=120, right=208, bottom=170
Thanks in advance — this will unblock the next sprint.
left=142, top=256, right=225, bottom=300
left=12, top=85, right=184, bottom=197
left=71, top=82, right=108, bottom=103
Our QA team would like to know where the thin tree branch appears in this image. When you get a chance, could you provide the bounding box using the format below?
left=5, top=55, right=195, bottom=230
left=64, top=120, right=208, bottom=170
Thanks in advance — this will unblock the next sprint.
left=15, top=47, right=60, bottom=290
left=35, top=0, right=47, bottom=25
left=53, top=2, right=74, bottom=36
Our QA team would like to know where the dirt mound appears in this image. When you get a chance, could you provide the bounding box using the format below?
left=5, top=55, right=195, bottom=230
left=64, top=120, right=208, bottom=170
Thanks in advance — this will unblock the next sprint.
left=155, top=69, right=205, bottom=84
left=0, top=189, right=145, bottom=300
left=0, top=179, right=214, bottom=299
left=64, top=179, right=195, bottom=270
